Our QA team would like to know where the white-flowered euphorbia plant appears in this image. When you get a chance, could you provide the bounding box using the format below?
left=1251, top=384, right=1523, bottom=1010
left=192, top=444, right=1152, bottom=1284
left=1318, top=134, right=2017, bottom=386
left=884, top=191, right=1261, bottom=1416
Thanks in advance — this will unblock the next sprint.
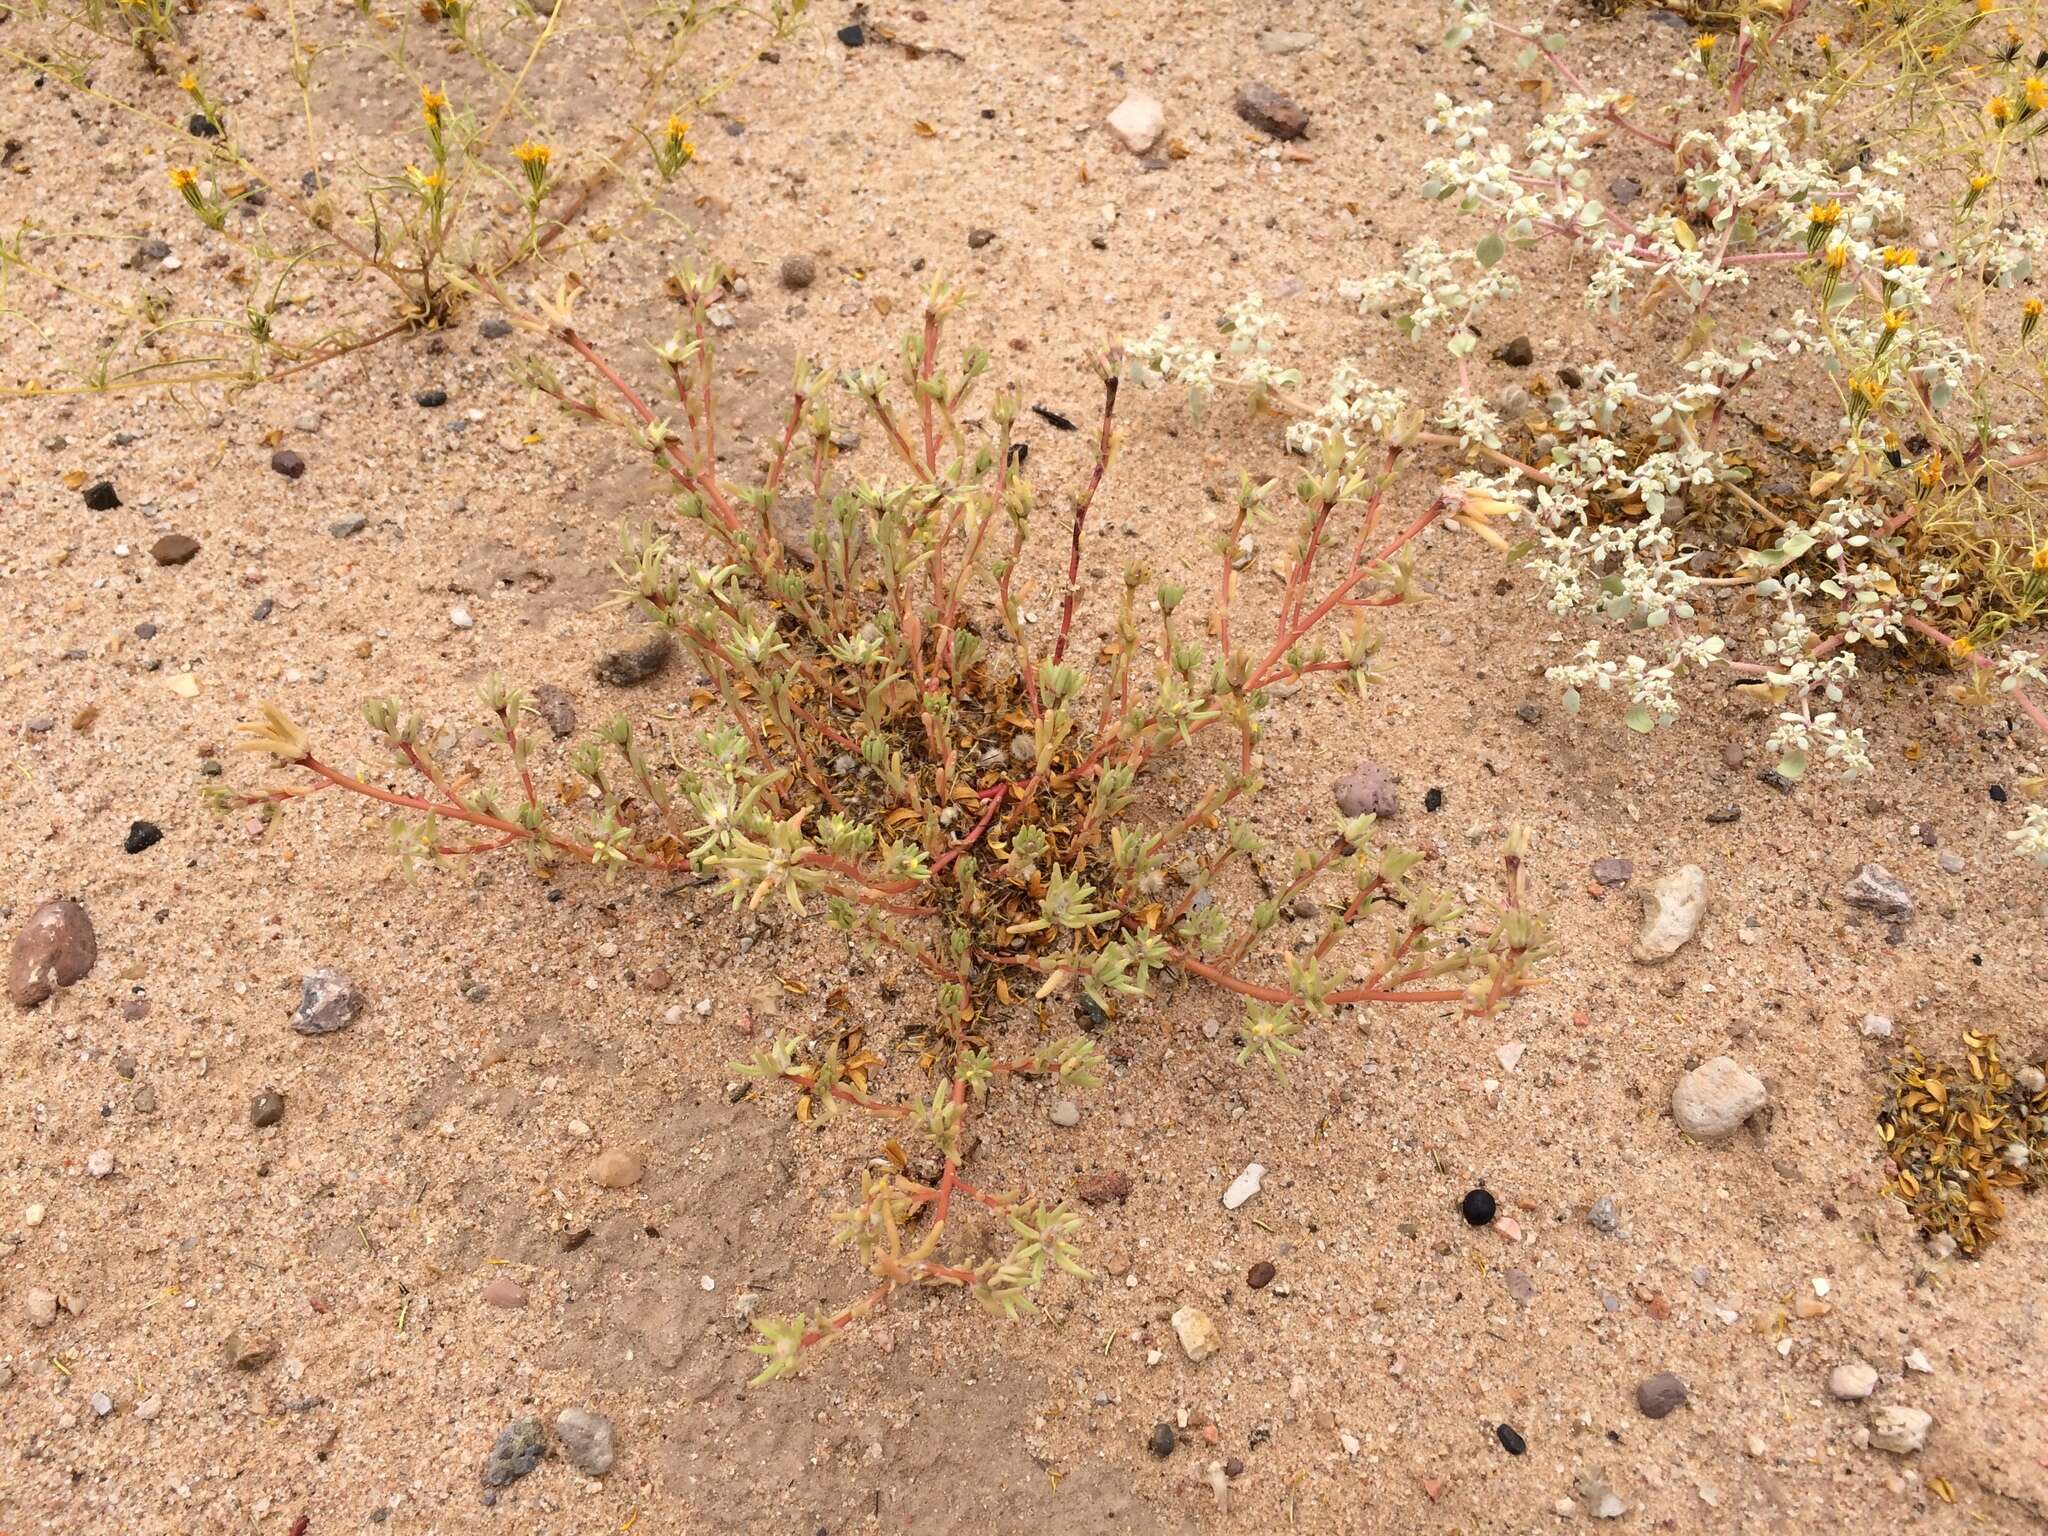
left=1128, top=0, right=2048, bottom=857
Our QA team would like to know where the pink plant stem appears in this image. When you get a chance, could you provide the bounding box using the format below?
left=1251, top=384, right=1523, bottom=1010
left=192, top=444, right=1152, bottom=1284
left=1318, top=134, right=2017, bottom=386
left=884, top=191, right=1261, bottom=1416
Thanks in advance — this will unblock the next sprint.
left=1051, top=373, right=1120, bottom=666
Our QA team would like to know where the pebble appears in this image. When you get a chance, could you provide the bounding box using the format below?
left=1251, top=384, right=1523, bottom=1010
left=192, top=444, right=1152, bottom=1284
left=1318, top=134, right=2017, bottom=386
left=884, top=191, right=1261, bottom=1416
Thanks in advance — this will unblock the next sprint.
left=292, top=969, right=365, bottom=1035
left=1247, top=1260, right=1277, bottom=1289
left=1633, top=865, right=1707, bottom=963
left=966, top=227, right=996, bottom=250
left=1904, top=1349, right=1932, bottom=1374
left=1841, top=862, right=1913, bottom=921
left=26, top=1287, right=59, bottom=1327
left=480, top=316, right=513, bottom=339
left=1705, top=804, right=1740, bottom=824
left=1577, top=1471, right=1627, bottom=1520
left=86, top=1149, right=115, bottom=1179
left=1867, top=1406, right=1930, bottom=1454
left=1590, top=857, right=1633, bottom=887
left=294, top=412, right=323, bottom=434
left=482, top=1417, right=547, bottom=1486
left=594, top=630, right=673, bottom=686
left=778, top=252, right=817, bottom=289
left=271, top=448, right=307, bottom=479
left=1609, top=175, right=1641, bottom=205
left=124, top=820, right=163, bottom=854
left=1075, top=1170, right=1132, bottom=1204
left=415, top=387, right=448, bottom=408
left=1049, top=1099, right=1081, bottom=1128
left=1494, top=334, right=1534, bottom=368
left=1171, top=1305, right=1220, bottom=1362
left=1937, top=851, right=1964, bottom=875
left=250, top=1088, right=285, bottom=1127
left=1860, top=1013, right=1894, bottom=1039
left=1258, top=29, right=1319, bottom=53
left=134, top=1394, right=161, bottom=1420
left=150, top=533, right=200, bottom=566
left=1495, top=1423, right=1526, bottom=1455
left=25, top=715, right=55, bottom=734
left=450, top=606, right=475, bottom=629
left=1148, top=1422, right=1176, bottom=1457
left=1460, top=1188, right=1496, bottom=1226
left=1671, top=1056, right=1767, bottom=1142
left=532, top=685, right=577, bottom=739
left=481, top=1276, right=528, bottom=1309
left=90, top=1390, right=114, bottom=1417
left=25, top=1202, right=44, bottom=1226
left=1222, top=1162, right=1265, bottom=1209
left=1828, top=1361, right=1878, bottom=1400
left=83, top=479, right=121, bottom=510
left=555, top=1407, right=616, bottom=1476
left=1588, top=1195, right=1619, bottom=1232
left=1333, top=760, right=1397, bottom=819
left=588, top=1150, right=645, bottom=1189
left=1636, top=1372, right=1688, bottom=1418
left=1106, top=90, right=1166, bottom=154
left=1234, top=80, right=1309, bottom=139
left=1515, top=702, right=1544, bottom=724
left=330, top=515, right=367, bottom=539
left=9, top=899, right=98, bottom=1009
left=226, top=1331, right=278, bottom=1370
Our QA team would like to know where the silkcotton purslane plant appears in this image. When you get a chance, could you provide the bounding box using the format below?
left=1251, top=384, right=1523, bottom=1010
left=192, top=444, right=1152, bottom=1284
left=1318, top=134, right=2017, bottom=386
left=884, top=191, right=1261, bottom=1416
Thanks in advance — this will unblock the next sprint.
left=1126, top=0, right=2048, bottom=859
left=225, top=268, right=1546, bottom=1380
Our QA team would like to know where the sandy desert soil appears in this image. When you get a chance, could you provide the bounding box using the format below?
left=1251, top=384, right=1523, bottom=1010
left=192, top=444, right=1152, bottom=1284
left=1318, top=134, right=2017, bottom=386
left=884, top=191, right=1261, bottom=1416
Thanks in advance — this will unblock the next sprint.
left=3, top=1, right=2047, bottom=1533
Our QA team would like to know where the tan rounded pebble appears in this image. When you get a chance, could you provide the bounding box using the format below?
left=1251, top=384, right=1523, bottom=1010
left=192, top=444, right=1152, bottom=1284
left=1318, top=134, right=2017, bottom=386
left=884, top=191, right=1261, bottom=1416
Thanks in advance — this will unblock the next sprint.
left=588, top=1150, right=644, bottom=1189
left=481, top=1276, right=529, bottom=1309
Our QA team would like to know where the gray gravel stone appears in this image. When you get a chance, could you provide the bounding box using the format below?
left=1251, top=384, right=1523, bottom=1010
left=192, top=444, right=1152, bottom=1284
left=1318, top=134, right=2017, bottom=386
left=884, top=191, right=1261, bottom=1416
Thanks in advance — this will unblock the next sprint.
left=555, top=1407, right=616, bottom=1476
left=483, top=1417, right=547, bottom=1486
left=292, top=969, right=364, bottom=1036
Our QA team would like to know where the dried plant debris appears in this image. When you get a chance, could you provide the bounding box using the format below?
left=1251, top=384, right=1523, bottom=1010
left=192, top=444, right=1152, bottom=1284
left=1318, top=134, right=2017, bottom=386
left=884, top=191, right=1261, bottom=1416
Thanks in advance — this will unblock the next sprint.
left=1879, top=1033, right=2047, bottom=1255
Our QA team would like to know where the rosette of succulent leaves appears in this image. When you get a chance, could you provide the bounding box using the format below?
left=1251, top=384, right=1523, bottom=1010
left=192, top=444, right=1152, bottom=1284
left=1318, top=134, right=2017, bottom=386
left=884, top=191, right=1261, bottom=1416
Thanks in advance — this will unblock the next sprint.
left=1127, top=0, right=2048, bottom=864
left=229, top=268, right=1546, bottom=1379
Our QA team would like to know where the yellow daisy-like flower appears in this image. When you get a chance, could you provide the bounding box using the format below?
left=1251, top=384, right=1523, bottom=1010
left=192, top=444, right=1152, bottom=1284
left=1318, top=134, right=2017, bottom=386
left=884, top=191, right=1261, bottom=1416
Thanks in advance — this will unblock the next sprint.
left=178, top=72, right=198, bottom=93
left=1695, top=33, right=1716, bottom=55
left=1970, top=171, right=1995, bottom=191
left=666, top=114, right=690, bottom=140
left=1952, top=636, right=1976, bottom=658
left=1880, top=246, right=1916, bottom=269
left=2030, top=545, right=2048, bottom=573
left=1822, top=243, right=1849, bottom=273
left=1988, top=94, right=2012, bottom=125
left=514, top=141, right=552, bottom=167
left=420, top=85, right=448, bottom=124
left=1809, top=200, right=1842, bottom=230
left=2025, top=77, right=2047, bottom=112
left=1881, top=308, right=1906, bottom=332
left=168, top=166, right=197, bottom=190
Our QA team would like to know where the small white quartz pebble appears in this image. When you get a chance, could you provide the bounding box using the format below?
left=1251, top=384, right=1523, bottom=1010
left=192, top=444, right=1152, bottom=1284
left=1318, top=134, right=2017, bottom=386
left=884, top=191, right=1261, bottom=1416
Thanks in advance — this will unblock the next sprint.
left=1221, top=1162, right=1265, bottom=1210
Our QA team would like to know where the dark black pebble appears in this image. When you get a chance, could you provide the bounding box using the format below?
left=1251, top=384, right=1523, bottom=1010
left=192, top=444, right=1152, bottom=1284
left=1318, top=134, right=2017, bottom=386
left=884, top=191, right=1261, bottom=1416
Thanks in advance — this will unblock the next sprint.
left=1423, top=787, right=1445, bottom=813
left=1461, top=1188, right=1496, bottom=1226
left=271, top=448, right=306, bottom=479
left=1705, top=805, right=1740, bottom=824
left=480, top=317, right=512, bottom=339
left=1148, top=1423, right=1176, bottom=1458
left=415, top=387, right=448, bottom=408
left=967, top=228, right=996, bottom=249
left=1077, top=993, right=1109, bottom=1030
left=1031, top=404, right=1077, bottom=431
left=251, top=597, right=275, bottom=621
left=250, top=1088, right=285, bottom=1128
left=124, top=820, right=163, bottom=854
left=1990, top=784, right=2008, bottom=803
left=187, top=113, right=221, bottom=138
left=83, top=479, right=120, bottom=510
left=1496, top=1423, right=1526, bottom=1455
left=1493, top=334, right=1533, bottom=368
left=837, top=22, right=865, bottom=45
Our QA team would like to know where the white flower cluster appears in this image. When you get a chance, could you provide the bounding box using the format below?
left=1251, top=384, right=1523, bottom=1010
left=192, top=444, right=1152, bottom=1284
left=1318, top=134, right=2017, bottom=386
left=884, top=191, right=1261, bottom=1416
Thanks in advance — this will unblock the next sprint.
left=1284, top=360, right=1413, bottom=455
left=1124, top=293, right=1299, bottom=414
left=1340, top=237, right=1517, bottom=346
